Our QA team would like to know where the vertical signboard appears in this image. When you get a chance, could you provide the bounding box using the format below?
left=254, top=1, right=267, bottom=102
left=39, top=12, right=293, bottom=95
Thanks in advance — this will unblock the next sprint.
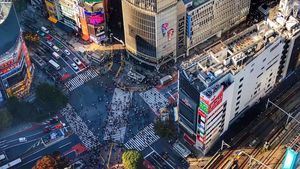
left=187, top=15, right=192, bottom=38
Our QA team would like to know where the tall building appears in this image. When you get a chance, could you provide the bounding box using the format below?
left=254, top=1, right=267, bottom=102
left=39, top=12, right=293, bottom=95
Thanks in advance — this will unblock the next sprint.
left=177, top=4, right=300, bottom=154
left=78, top=0, right=107, bottom=43
left=122, top=0, right=178, bottom=69
left=0, top=2, right=34, bottom=98
left=184, top=0, right=251, bottom=55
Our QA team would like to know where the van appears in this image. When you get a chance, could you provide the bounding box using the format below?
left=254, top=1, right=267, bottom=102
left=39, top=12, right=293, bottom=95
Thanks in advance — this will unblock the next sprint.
left=52, top=52, right=60, bottom=59
left=41, top=26, right=49, bottom=34
left=53, top=45, right=60, bottom=52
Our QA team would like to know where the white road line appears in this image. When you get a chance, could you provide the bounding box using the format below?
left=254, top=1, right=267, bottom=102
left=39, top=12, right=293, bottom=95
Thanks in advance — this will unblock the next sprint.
left=144, top=151, right=154, bottom=158
left=58, top=142, right=72, bottom=149
left=20, top=155, right=42, bottom=167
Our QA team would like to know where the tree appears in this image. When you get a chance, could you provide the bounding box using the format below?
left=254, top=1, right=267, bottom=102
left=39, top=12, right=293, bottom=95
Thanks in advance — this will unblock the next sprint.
left=0, top=108, right=12, bottom=130
left=6, top=97, right=37, bottom=122
left=154, top=120, right=176, bottom=139
left=35, top=83, right=68, bottom=114
left=122, top=150, right=144, bottom=169
left=33, top=155, right=57, bottom=169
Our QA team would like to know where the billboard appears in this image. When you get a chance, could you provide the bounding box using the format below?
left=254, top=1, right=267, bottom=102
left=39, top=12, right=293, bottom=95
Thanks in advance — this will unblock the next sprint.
left=84, top=11, right=105, bottom=25
left=199, top=86, right=224, bottom=114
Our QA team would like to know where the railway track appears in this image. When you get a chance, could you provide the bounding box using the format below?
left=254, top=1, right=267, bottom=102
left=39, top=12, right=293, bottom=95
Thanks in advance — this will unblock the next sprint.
left=206, top=82, right=300, bottom=169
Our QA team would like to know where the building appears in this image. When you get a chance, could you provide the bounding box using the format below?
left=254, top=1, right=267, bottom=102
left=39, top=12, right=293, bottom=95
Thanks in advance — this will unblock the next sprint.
left=122, top=0, right=178, bottom=69
left=0, top=2, right=34, bottom=98
left=78, top=0, right=107, bottom=43
left=177, top=2, right=300, bottom=154
left=58, top=0, right=81, bottom=30
left=184, top=0, right=251, bottom=56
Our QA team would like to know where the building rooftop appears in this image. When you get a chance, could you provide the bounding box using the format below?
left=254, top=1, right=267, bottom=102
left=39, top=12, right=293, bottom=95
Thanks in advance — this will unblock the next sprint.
left=0, top=3, right=20, bottom=55
left=181, top=3, right=300, bottom=94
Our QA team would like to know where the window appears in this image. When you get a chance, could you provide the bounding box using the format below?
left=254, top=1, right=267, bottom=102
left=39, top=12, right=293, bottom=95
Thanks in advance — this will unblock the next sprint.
left=263, top=58, right=266, bottom=62
left=240, top=77, right=244, bottom=82
left=250, top=68, right=254, bottom=73
left=238, top=90, right=242, bottom=94
left=236, top=101, right=240, bottom=106
left=238, top=84, right=243, bottom=89
left=269, top=73, right=273, bottom=76
left=237, top=95, right=241, bottom=100
left=235, top=106, right=239, bottom=111
left=257, top=72, right=263, bottom=78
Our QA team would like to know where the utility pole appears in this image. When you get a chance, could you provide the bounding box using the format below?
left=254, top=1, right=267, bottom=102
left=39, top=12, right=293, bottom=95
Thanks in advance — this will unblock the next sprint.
left=235, top=150, right=271, bottom=169
left=266, top=99, right=300, bottom=127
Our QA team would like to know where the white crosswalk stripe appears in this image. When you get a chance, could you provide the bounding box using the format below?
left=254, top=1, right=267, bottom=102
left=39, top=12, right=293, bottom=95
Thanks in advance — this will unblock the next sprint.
left=65, top=69, right=99, bottom=91
left=139, top=88, right=169, bottom=114
left=124, top=123, right=159, bottom=151
left=60, top=104, right=100, bottom=150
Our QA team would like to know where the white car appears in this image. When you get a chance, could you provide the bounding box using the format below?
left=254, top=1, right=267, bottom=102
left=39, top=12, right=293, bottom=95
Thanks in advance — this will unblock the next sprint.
left=46, top=41, right=53, bottom=47
left=73, top=57, right=82, bottom=65
left=53, top=45, right=60, bottom=52
left=64, top=49, right=71, bottom=55
left=18, top=137, right=27, bottom=142
left=71, top=63, right=79, bottom=71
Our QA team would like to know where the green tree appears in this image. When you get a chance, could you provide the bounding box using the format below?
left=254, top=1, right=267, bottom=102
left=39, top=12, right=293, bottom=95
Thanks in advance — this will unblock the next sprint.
left=0, top=108, right=12, bottom=130
left=6, top=97, right=37, bottom=121
left=36, top=83, right=68, bottom=114
left=154, top=120, right=176, bottom=139
left=122, top=150, right=144, bottom=169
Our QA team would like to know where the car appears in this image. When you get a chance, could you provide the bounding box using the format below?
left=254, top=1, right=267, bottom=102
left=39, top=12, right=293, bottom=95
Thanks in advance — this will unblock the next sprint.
left=41, top=26, right=49, bottom=34
left=71, top=63, right=79, bottom=71
left=36, top=30, right=45, bottom=36
left=53, top=45, right=60, bottom=52
left=73, top=57, right=82, bottom=65
left=64, top=49, right=71, bottom=55
left=18, top=137, right=27, bottom=142
left=46, top=34, right=53, bottom=41
left=46, top=41, right=53, bottom=47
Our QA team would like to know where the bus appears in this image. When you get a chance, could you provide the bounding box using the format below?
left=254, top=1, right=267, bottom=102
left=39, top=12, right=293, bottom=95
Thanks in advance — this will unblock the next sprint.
left=0, top=158, right=21, bottom=169
left=52, top=52, right=60, bottom=59
left=48, top=59, right=61, bottom=70
left=160, top=75, right=173, bottom=85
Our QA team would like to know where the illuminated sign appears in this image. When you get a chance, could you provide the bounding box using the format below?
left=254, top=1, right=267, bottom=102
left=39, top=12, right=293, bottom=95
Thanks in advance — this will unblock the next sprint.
left=89, top=14, right=105, bottom=25
left=196, top=134, right=205, bottom=143
left=187, top=15, right=192, bottom=38
left=177, top=16, right=185, bottom=50
left=199, top=101, right=209, bottom=114
left=199, top=86, right=224, bottom=114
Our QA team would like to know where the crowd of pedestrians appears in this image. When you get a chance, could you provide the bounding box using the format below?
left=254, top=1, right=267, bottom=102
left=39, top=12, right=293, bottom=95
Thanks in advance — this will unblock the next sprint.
left=103, top=88, right=132, bottom=143
left=61, top=104, right=100, bottom=149
left=140, top=88, right=169, bottom=114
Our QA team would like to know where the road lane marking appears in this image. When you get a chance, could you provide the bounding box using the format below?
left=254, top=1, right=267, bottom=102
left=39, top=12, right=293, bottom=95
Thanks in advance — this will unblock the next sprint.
left=144, top=151, right=154, bottom=158
left=20, top=155, right=42, bottom=167
left=58, top=142, right=72, bottom=149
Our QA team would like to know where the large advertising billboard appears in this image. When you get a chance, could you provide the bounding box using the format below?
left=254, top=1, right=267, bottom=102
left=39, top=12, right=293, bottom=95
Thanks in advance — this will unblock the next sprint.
left=84, top=11, right=105, bottom=26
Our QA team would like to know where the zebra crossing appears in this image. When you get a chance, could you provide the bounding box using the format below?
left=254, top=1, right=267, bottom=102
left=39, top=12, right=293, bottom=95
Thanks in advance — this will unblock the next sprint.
left=65, top=69, right=99, bottom=91
left=139, top=88, right=169, bottom=114
left=124, top=123, right=160, bottom=151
